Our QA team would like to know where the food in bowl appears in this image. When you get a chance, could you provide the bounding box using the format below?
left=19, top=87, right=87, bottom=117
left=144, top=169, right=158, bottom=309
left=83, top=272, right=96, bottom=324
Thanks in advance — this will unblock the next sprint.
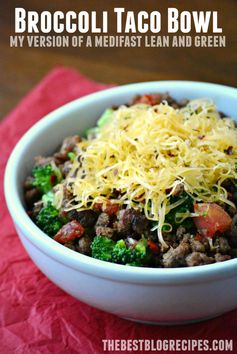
left=24, top=93, right=237, bottom=268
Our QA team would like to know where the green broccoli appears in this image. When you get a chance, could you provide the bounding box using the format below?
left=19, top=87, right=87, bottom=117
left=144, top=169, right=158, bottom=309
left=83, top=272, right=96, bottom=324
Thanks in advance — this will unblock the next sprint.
left=36, top=203, right=65, bottom=237
left=112, top=239, right=150, bottom=266
left=32, top=164, right=62, bottom=194
left=42, top=191, right=55, bottom=207
left=91, top=236, right=115, bottom=262
left=91, top=236, right=151, bottom=266
left=111, top=239, right=133, bottom=264
left=165, top=192, right=194, bottom=230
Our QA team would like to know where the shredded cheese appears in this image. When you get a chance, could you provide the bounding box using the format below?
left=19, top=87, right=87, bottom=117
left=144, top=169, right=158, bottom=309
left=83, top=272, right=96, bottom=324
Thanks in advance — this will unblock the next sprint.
left=64, top=99, right=237, bottom=248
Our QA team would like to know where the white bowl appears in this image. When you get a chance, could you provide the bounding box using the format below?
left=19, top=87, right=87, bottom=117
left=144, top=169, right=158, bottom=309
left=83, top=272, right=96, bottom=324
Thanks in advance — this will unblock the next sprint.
left=4, top=81, right=237, bottom=325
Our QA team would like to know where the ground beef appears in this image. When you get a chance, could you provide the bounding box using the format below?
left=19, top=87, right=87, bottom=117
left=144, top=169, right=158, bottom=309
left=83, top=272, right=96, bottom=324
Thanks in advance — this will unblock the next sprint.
left=64, top=243, right=77, bottom=251
left=61, top=160, right=72, bottom=177
left=53, top=152, right=69, bottom=165
left=176, top=226, right=187, bottom=239
left=25, top=188, right=41, bottom=208
left=114, top=209, right=133, bottom=234
left=190, top=238, right=206, bottom=253
left=96, top=212, right=110, bottom=227
left=34, top=155, right=55, bottom=167
left=68, top=210, right=98, bottom=228
left=186, top=252, right=214, bottom=266
left=24, top=176, right=34, bottom=190
left=162, top=239, right=190, bottom=267
left=131, top=210, right=149, bottom=234
left=214, top=253, right=231, bottom=262
left=77, top=235, right=92, bottom=255
left=113, top=208, right=149, bottom=235
left=214, top=237, right=231, bottom=254
left=60, top=183, right=74, bottom=209
left=59, top=135, right=81, bottom=155
left=95, top=226, right=114, bottom=238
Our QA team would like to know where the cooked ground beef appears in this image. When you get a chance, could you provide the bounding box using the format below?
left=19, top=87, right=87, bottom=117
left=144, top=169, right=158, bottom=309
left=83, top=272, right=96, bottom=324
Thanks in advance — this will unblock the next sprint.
left=214, top=237, right=231, bottom=254
left=162, top=239, right=190, bottom=267
left=77, top=235, right=92, bottom=255
left=95, top=226, right=114, bottom=238
left=214, top=253, right=231, bottom=262
left=190, top=238, right=206, bottom=253
left=96, top=212, right=110, bottom=227
left=186, top=252, right=214, bottom=267
left=68, top=210, right=98, bottom=228
left=24, top=188, right=41, bottom=208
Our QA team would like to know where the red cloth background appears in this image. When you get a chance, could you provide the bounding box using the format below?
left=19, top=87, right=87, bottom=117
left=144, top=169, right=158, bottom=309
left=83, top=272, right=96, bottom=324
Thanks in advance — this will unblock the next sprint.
left=0, top=67, right=236, bottom=354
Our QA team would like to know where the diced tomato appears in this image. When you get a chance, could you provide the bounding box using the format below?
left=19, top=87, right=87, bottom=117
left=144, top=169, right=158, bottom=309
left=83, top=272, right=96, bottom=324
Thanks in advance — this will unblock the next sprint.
left=147, top=239, right=160, bottom=253
left=93, top=201, right=119, bottom=216
left=93, top=203, right=103, bottom=212
left=194, top=233, right=204, bottom=242
left=134, top=94, right=162, bottom=106
left=50, top=175, right=57, bottom=185
left=103, top=202, right=120, bottom=216
left=54, top=220, right=84, bottom=244
left=193, top=203, right=232, bottom=238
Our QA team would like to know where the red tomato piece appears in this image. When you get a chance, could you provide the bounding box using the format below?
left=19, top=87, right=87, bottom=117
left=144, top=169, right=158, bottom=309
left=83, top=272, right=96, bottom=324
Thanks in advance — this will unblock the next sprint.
left=103, top=202, right=120, bottom=216
left=193, top=203, right=232, bottom=238
left=194, top=233, right=204, bottom=242
left=134, top=94, right=162, bottom=106
left=54, top=220, right=84, bottom=244
left=93, top=201, right=119, bottom=216
left=93, top=203, right=103, bottom=212
left=50, top=174, right=57, bottom=185
left=147, top=240, right=160, bottom=253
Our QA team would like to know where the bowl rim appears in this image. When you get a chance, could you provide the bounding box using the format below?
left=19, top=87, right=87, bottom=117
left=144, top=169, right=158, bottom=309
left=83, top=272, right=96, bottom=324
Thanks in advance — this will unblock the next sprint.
left=4, top=80, right=237, bottom=284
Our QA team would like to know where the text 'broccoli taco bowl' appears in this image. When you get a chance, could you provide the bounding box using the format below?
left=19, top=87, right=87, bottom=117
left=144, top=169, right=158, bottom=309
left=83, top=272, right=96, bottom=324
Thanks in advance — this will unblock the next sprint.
left=4, top=81, right=237, bottom=324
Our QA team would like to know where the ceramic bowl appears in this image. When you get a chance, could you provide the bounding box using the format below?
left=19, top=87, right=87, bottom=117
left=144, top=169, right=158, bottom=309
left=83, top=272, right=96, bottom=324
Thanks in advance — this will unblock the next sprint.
left=4, top=81, right=237, bottom=324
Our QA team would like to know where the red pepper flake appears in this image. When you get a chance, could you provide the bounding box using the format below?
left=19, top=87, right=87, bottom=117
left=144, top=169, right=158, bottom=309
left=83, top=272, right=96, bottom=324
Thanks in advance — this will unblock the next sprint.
left=198, top=135, right=205, bottom=140
left=113, top=169, right=118, bottom=176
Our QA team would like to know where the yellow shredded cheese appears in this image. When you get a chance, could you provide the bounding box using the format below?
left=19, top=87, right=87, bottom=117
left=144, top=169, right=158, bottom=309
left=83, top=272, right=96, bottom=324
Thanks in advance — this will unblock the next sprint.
left=65, top=99, right=237, bottom=248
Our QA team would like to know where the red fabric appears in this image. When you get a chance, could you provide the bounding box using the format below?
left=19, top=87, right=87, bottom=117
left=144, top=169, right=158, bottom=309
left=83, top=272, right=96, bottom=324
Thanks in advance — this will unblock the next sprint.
left=0, top=67, right=236, bottom=354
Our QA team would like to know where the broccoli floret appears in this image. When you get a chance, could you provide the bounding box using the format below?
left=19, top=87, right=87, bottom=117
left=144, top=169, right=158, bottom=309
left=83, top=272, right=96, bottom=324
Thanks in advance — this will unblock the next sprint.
left=112, top=239, right=150, bottom=266
left=111, top=239, right=133, bottom=264
left=36, top=203, right=64, bottom=237
left=32, top=164, right=62, bottom=194
left=91, top=236, right=115, bottom=262
left=42, top=191, right=55, bottom=207
left=91, top=236, right=151, bottom=266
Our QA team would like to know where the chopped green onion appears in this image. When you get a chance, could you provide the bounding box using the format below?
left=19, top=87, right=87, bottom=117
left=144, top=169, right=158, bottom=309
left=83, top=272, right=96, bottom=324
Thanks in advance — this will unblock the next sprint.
left=67, top=152, right=76, bottom=161
left=97, top=108, right=114, bottom=128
